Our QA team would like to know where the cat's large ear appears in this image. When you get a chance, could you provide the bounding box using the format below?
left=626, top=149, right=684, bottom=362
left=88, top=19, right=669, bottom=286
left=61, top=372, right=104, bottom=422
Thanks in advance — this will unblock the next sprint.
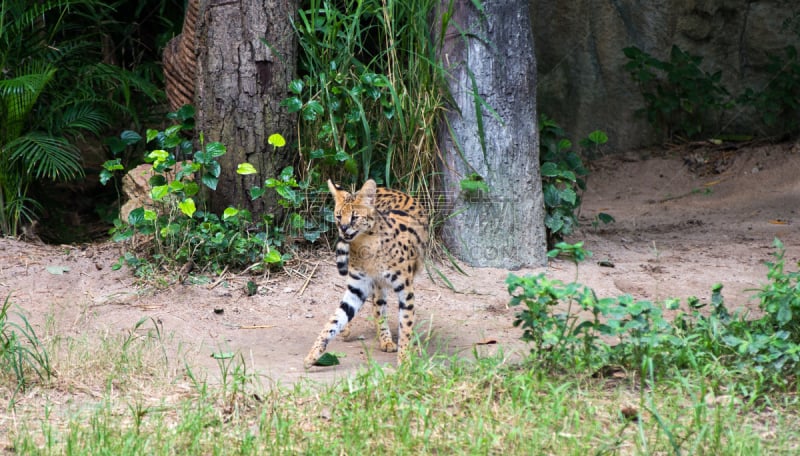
left=357, top=180, right=377, bottom=206
left=328, top=179, right=347, bottom=205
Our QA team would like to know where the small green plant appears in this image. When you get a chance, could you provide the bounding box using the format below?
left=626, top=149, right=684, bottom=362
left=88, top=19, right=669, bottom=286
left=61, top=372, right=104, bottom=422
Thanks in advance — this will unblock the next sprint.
left=623, top=45, right=732, bottom=140
left=506, top=273, right=607, bottom=370
left=539, top=115, right=597, bottom=247
left=459, top=172, right=490, bottom=197
left=1, top=295, right=52, bottom=397
left=578, top=129, right=609, bottom=160
left=591, top=212, right=615, bottom=230
left=757, top=238, right=800, bottom=342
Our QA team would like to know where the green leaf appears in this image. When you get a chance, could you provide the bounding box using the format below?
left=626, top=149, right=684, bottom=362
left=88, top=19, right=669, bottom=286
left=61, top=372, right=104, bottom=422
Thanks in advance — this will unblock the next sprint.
left=165, top=124, right=182, bottom=137
left=211, top=352, right=235, bottom=359
left=290, top=213, right=305, bottom=228
left=169, top=180, right=185, bottom=193
left=120, top=130, right=142, bottom=145
left=263, top=249, right=282, bottom=264
left=223, top=207, right=239, bottom=220
left=202, top=174, right=219, bottom=191
left=597, top=212, right=615, bottom=224
left=540, top=162, right=559, bottom=177
left=280, top=166, right=295, bottom=181
left=281, top=96, right=303, bottom=113
left=99, top=169, right=113, bottom=185
left=175, top=105, right=196, bottom=121
left=460, top=178, right=489, bottom=193
left=179, top=198, right=196, bottom=217
left=207, top=161, right=221, bottom=178
left=143, top=209, right=157, bottom=221
left=146, top=129, right=159, bottom=143
left=148, top=149, right=169, bottom=163
left=560, top=188, right=577, bottom=205
left=150, top=185, right=168, bottom=201
left=184, top=182, right=200, bottom=197
left=128, top=207, right=145, bottom=225
left=302, top=101, right=324, bottom=121
left=275, top=186, right=297, bottom=203
left=237, top=163, right=258, bottom=175
left=250, top=186, right=266, bottom=200
left=289, top=79, right=304, bottom=94
left=587, top=130, right=608, bottom=145
left=102, top=159, right=124, bottom=172
left=314, top=352, right=340, bottom=366
left=206, top=142, right=226, bottom=158
left=268, top=133, right=286, bottom=147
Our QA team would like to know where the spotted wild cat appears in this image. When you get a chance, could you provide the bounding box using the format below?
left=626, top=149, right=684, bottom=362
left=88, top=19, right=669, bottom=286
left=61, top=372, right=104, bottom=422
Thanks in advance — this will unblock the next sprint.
left=304, top=179, right=428, bottom=368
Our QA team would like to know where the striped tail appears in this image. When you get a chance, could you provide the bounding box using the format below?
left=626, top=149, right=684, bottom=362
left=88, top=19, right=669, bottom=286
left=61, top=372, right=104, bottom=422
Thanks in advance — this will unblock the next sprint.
left=335, top=240, right=349, bottom=275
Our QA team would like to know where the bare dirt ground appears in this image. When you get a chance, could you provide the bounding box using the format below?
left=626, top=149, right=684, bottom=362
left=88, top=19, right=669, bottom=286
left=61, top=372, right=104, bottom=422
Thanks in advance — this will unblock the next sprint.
left=1, top=142, right=798, bottom=386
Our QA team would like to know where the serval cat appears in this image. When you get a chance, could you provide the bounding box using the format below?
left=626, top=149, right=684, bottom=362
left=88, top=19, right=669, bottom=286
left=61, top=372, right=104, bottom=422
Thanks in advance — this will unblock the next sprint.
left=304, top=179, right=428, bottom=368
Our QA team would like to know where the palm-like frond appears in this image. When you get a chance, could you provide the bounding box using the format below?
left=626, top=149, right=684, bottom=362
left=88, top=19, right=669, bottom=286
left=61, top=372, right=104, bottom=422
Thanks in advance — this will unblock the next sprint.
left=51, top=101, right=111, bottom=137
left=5, top=131, right=83, bottom=181
left=0, top=68, right=57, bottom=141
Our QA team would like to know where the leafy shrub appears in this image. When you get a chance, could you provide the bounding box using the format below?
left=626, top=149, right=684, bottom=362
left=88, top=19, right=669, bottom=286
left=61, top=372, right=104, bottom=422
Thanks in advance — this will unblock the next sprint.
left=509, top=238, right=800, bottom=391
left=756, top=238, right=800, bottom=342
left=623, top=45, right=731, bottom=140
left=738, top=46, right=800, bottom=135
left=539, top=115, right=606, bottom=246
left=103, top=107, right=296, bottom=276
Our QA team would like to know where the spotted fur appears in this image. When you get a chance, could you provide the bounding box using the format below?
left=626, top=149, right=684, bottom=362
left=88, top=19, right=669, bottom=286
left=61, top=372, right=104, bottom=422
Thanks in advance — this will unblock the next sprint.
left=304, top=179, right=428, bottom=368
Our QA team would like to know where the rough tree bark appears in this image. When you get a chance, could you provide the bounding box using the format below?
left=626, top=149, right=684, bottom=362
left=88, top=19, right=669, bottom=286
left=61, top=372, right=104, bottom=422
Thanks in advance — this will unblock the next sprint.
left=436, top=0, right=547, bottom=268
left=195, top=0, right=297, bottom=216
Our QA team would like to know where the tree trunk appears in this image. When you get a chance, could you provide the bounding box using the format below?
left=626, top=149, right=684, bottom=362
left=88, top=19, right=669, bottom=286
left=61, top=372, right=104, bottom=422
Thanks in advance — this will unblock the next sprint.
left=195, top=0, right=297, bottom=216
left=435, top=0, right=547, bottom=269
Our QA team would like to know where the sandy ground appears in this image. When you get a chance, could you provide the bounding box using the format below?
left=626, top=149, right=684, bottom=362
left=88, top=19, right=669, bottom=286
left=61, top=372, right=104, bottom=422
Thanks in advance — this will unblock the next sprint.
left=1, top=141, right=798, bottom=386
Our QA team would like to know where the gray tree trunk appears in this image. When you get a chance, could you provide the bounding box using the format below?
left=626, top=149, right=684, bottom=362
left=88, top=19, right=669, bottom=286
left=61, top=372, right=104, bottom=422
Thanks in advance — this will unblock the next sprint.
left=436, top=0, right=547, bottom=269
left=195, top=0, right=297, bottom=216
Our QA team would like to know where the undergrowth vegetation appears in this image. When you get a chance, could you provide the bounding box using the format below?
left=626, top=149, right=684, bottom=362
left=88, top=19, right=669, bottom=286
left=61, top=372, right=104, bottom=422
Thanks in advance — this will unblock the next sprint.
left=2, top=239, right=799, bottom=453
left=509, top=238, right=800, bottom=397
left=284, top=0, right=447, bottom=216
left=102, top=106, right=300, bottom=277
left=624, top=41, right=800, bottom=141
left=0, top=0, right=171, bottom=238
left=0, top=295, right=52, bottom=403
left=3, top=322, right=798, bottom=454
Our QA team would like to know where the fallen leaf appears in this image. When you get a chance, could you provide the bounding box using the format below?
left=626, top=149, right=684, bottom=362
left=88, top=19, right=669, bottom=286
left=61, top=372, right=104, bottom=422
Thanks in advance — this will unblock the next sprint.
left=768, top=219, right=789, bottom=225
left=46, top=265, right=70, bottom=275
left=620, top=405, right=639, bottom=422
left=314, top=353, right=340, bottom=366
left=476, top=338, right=497, bottom=346
left=211, top=352, right=234, bottom=359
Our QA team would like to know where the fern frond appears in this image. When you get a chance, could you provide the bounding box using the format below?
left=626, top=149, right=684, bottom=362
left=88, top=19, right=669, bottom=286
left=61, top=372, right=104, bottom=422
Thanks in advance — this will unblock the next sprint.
left=5, top=131, right=83, bottom=181
left=0, top=68, right=57, bottom=140
left=55, top=102, right=112, bottom=137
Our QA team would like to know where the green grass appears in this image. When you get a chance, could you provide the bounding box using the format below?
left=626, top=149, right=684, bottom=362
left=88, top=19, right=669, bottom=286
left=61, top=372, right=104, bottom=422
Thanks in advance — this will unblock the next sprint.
left=4, top=332, right=799, bottom=455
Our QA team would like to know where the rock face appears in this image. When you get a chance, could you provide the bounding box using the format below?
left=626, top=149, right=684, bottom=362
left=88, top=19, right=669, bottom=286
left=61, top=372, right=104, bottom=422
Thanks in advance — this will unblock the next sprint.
left=532, top=0, right=799, bottom=150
